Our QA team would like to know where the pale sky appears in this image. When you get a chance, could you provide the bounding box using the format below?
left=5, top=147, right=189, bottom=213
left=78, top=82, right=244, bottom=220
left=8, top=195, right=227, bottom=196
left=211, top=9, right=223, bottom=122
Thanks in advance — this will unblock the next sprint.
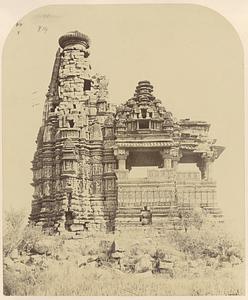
left=2, top=4, right=244, bottom=232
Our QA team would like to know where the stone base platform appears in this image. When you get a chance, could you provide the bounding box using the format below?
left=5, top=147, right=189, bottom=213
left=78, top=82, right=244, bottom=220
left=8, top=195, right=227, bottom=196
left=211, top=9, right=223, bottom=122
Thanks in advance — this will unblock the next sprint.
left=115, top=202, right=223, bottom=230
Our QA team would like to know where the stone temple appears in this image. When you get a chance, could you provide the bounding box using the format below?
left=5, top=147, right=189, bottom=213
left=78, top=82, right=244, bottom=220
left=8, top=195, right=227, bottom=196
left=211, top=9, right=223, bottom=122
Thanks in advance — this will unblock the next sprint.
left=30, top=31, right=224, bottom=234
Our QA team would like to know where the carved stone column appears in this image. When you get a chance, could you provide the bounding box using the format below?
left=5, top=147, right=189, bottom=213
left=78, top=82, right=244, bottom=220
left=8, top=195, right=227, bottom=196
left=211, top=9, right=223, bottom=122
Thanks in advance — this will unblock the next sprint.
left=172, top=159, right=179, bottom=170
left=114, top=149, right=129, bottom=170
left=197, top=151, right=214, bottom=180
left=160, top=149, right=172, bottom=169
left=171, top=148, right=182, bottom=170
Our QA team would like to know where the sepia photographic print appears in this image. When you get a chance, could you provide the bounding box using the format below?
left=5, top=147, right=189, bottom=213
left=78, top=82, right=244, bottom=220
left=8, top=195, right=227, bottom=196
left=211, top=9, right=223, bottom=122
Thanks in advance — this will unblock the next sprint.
left=1, top=1, right=247, bottom=297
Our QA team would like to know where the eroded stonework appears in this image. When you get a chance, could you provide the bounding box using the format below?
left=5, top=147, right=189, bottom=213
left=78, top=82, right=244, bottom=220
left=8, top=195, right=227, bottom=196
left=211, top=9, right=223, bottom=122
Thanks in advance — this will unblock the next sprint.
left=30, top=31, right=224, bottom=234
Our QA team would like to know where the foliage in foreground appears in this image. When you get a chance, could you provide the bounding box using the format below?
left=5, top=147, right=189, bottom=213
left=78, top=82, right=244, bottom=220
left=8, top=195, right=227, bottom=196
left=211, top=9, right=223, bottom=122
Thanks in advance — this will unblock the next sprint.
left=167, top=220, right=244, bottom=261
left=3, top=260, right=244, bottom=296
left=2, top=209, right=246, bottom=296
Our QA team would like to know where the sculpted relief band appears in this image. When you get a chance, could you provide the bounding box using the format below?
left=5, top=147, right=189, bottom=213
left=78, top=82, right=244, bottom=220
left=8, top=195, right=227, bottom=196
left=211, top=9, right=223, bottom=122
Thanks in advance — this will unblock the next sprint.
left=30, top=31, right=224, bottom=234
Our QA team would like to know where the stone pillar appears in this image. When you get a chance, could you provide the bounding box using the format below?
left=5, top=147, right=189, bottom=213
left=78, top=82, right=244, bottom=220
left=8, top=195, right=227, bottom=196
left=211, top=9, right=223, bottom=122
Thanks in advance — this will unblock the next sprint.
left=160, top=149, right=172, bottom=169
left=114, top=149, right=129, bottom=170
left=204, top=159, right=213, bottom=180
left=118, top=159, right=126, bottom=170
left=171, top=147, right=182, bottom=170
left=197, top=152, right=214, bottom=180
left=164, top=158, right=172, bottom=169
left=172, top=159, right=179, bottom=170
left=197, top=160, right=205, bottom=180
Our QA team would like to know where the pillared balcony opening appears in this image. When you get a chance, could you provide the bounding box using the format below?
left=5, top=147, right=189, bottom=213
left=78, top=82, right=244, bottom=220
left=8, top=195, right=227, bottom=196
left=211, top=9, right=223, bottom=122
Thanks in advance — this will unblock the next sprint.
left=126, top=150, right=163, bottom=170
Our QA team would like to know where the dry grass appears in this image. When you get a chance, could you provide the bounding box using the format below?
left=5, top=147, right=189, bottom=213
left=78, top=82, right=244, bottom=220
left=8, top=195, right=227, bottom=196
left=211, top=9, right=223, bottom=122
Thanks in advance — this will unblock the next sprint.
left=2, top=210, right=246, bottom=296
left=4, top=261, right=244, bottom=296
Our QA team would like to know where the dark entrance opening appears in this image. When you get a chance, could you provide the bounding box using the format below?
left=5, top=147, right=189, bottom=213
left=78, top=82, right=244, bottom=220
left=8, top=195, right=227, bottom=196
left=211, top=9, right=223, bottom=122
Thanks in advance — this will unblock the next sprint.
left=141, top=108, right=147, bottom=118
left=139, top=120, right=149, bottom=129
left=83, top=79, right=91, bottom=91
left=68, top=120, right=75, bottom=128
left=65, top=211, right=73, bottom=231
left=126, top=150, right=163, bottom=170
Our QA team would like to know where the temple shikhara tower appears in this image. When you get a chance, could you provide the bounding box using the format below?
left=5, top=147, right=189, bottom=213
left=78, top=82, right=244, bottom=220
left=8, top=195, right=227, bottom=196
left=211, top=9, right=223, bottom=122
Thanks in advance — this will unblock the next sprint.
left=30, top=31, right=224, bottom=234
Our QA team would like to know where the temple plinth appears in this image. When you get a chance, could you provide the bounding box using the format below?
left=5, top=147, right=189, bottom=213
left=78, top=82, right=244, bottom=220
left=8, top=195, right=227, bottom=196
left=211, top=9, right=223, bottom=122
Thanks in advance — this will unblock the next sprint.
left=30, top=32, right=224, bottom=234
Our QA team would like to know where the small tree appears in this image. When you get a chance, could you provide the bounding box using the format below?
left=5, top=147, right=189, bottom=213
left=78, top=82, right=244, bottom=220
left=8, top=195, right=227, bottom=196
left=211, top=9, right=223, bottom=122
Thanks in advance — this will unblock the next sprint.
left=178, top=210, right=190, bottom=232
left=191, top=207, right=206, bottom=230
left=3, top=209, right=27, bottom=256
left=178, top=207, right=206, bottom=232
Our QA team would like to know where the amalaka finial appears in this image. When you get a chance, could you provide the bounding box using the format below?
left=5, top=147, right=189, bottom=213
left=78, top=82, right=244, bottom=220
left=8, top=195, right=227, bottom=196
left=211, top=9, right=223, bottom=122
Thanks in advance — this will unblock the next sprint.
left=58, top=31, right=90, bottom=49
